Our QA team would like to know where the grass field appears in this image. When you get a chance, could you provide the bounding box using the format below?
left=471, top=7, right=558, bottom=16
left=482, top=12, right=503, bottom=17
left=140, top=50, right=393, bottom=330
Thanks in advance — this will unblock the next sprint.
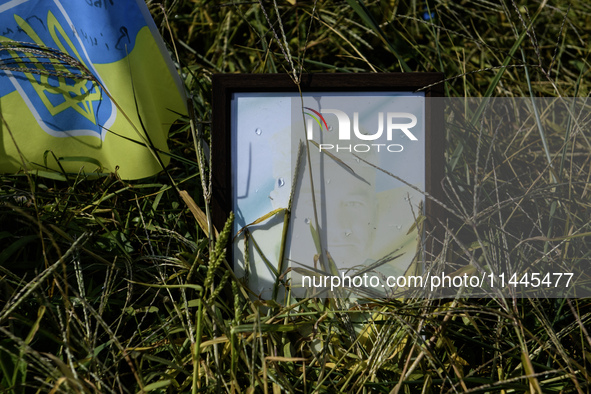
left=1, top=0, right=591, bottom=392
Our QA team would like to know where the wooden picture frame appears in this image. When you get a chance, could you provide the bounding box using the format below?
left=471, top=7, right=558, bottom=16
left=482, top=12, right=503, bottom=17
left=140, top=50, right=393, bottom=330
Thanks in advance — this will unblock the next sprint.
left=212, top=73, right=444, bottom=299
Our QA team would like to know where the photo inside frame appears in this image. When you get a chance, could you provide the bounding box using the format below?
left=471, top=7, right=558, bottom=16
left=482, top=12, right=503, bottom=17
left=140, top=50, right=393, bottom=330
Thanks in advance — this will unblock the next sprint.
left=231, top=91, right=427, bottom=300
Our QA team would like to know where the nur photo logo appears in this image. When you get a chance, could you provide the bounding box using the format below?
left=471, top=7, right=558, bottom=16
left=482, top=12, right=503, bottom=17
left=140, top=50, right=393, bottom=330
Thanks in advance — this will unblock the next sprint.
left=304, top=106, right=418, bottom=153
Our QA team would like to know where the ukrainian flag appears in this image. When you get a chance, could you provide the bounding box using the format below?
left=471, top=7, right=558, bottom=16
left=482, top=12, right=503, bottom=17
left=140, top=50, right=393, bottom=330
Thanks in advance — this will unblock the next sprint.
left=0, top=0, right=187, bottom=179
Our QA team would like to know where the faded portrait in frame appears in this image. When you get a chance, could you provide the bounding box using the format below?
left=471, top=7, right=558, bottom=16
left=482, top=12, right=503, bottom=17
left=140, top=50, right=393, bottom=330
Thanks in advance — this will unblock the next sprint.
left=212, top=73, right=444, bottom=301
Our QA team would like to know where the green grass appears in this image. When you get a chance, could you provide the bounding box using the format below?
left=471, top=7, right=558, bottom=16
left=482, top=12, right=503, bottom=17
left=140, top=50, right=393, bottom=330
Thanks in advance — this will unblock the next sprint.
left=1, top=0, right=591, bottom=392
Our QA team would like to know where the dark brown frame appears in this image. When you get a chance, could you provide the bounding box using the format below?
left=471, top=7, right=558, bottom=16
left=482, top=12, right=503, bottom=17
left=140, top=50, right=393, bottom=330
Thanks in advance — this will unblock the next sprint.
left=211, top=73, right=445, bottom=262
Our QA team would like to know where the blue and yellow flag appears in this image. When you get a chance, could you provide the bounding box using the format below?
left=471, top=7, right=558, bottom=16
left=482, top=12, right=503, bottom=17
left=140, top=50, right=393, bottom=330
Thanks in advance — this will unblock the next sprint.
left=0, top=0, right=186, bottom=179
